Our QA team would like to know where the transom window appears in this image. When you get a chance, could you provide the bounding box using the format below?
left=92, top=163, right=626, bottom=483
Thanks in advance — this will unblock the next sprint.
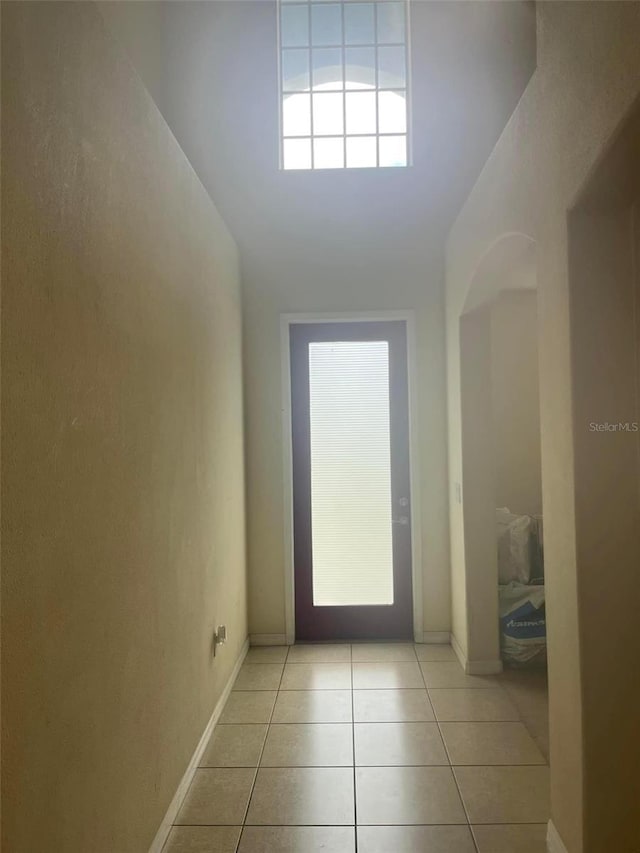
left=279, top=0, right=410, bottom=170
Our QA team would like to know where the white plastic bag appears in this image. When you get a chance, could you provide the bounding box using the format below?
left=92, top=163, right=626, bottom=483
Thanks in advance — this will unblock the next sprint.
left=496, top=507, right=533, bottom=584
left=499, top=582, right=546, bottom=664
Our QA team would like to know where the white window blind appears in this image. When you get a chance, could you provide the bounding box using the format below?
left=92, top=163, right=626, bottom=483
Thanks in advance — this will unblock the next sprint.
left=308, top=340, right=394, bottom=606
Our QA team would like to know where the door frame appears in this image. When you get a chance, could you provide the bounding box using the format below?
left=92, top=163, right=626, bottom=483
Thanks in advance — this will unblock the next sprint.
left=280, top=310, right=423, bottom=644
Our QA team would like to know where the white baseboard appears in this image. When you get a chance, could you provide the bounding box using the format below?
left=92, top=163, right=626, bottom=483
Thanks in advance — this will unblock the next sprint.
left=417, top=631, right=452, bottom=645
left=450, top=633, right=467, bottom=669
left=547, top=820, right=569, bottom=853
left=250, top=633, right=288, bottom=646
left=148, top=637, right=250, bottom=853
left=466, top=658, right=503, bottom=675
left=450, top=633, right=502, bottom=674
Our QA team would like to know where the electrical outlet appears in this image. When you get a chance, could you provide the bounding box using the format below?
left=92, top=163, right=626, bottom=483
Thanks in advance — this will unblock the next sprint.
left=213, top=625, right=227, bottom=656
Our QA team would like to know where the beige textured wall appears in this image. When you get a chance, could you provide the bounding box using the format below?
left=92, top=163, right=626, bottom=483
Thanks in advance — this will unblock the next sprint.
left=0, top=4, right=3, bottom=847
left=446, top=2, right=640, bottom=849
left=1, top=4, right=246, bottom=852
left=98, top=1, right=167, bottom=110
left=569, top=113, right=640, bottom=850
left=459, top=308, right=500, bottom=664
left=491, top=290, right=542, bottom=517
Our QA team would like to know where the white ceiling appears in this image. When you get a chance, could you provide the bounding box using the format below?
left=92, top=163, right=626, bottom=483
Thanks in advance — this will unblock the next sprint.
left=152, top=2, right=535, bottom=263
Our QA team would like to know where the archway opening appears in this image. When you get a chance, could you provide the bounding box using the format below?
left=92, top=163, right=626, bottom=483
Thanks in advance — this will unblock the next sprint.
left=458, top=233, right=549, bottom=758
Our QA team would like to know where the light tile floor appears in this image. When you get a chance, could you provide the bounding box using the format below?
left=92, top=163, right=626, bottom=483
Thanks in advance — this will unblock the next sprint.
left=165, top=644, right=549, bottom=853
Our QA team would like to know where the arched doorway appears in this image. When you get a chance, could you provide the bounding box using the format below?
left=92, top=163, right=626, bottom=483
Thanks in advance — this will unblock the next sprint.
left=458, top=233, right=549, bottom=758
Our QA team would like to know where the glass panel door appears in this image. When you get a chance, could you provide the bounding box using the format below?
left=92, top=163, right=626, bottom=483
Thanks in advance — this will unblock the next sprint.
left=309, top=340, right=394, bottom=606
left=290, top=320, right=413, bottom=640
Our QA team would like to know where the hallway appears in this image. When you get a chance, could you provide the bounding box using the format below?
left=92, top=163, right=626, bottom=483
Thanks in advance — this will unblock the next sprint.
left=4, top=3, right=640, bottom=850
left=165, top=644, right=549, bottom=853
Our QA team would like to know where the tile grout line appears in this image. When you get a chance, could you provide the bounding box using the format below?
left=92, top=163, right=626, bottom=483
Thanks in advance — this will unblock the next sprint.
left=174, top=818, right=548, bottom=825
left=179, top=644, right=546, bottom=849
left=182, top=762, right=557, bottom=770
left=350, top=643, right=358, bottom=853
left=233, top=645, right=291, bottom=853
left=418, top=658, right=481, bottom=853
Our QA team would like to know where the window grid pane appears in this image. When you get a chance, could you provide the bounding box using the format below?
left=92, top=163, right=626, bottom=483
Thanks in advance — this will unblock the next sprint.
left=282, top=48, right=311, bottom=91
left=373, top=0, right=379, bottom=164
left=279, top=0, right=410, bottom=170
left=341, top=1, right=347, bottom=167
